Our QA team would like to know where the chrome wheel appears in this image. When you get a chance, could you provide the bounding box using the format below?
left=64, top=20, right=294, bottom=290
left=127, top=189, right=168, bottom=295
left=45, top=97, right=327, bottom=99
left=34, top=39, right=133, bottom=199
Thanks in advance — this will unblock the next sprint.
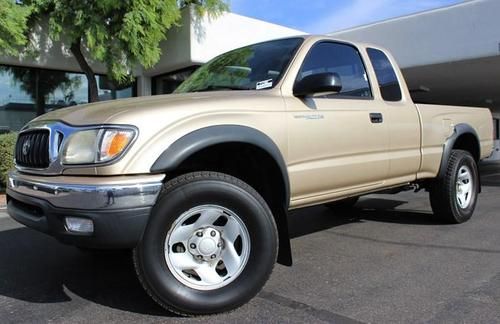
left=456, top=165, right=473, bottom=209
left=164, top=205, right=251, bottom=290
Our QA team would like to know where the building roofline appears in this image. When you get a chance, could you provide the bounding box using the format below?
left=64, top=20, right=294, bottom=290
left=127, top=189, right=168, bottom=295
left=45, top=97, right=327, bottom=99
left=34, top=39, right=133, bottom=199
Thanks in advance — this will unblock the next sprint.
left=329, top=0, right=477, bottom=34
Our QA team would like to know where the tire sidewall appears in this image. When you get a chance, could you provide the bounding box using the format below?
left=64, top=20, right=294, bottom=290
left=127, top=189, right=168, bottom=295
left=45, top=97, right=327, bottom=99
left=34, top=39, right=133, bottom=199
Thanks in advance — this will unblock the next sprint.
left=137, top=177, right=277, bottom=315
left=449, top=152, right=479, bottom=222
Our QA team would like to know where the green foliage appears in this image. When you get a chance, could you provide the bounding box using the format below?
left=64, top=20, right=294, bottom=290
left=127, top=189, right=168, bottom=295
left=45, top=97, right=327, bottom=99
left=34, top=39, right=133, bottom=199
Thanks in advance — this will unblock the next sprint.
left=29, top=0, right=229, bottom=85
left=0, top=132, right=17, bottom=189
left=0, top=0, right=32, bottom=56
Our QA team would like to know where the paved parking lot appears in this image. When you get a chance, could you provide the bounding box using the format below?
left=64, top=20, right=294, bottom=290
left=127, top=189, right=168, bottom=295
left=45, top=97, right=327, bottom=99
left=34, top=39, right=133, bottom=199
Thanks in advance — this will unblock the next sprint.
left=1, top=163, right=499, bottom=323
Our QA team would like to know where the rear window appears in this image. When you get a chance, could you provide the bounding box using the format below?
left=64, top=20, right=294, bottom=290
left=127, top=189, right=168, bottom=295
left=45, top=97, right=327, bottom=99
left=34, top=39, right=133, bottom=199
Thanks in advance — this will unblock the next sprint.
left=367, top=48, right=402, bottom=102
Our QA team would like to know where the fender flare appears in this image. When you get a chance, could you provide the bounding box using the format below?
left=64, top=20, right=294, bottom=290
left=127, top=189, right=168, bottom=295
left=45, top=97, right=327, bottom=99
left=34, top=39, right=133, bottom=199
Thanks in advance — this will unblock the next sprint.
left=439, top=123, right=480, bottom=176
left=150, top=125, right=290, bottom=204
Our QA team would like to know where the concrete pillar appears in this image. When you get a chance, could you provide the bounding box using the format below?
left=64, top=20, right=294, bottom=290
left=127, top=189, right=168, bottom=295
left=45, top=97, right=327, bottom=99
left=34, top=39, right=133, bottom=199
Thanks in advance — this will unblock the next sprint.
left=136, top=76, right=152, bottom=97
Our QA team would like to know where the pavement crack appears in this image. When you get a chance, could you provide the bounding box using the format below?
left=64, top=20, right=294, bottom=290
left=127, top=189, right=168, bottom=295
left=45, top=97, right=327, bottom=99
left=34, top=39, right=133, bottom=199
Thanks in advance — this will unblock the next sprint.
left=258, top=291, right=364, bottom=324
left=325, top=231, right=500, bottom=254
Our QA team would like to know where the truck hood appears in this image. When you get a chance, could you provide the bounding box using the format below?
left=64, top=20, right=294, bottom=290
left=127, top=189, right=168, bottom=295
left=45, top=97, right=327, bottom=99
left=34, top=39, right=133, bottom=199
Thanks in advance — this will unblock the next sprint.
left=32, top=90, right=281, bottom=126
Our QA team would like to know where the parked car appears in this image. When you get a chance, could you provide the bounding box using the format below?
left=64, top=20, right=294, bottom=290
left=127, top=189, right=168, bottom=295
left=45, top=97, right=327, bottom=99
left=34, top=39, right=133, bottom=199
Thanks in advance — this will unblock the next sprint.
left=6, top=35, right=494, bottom=315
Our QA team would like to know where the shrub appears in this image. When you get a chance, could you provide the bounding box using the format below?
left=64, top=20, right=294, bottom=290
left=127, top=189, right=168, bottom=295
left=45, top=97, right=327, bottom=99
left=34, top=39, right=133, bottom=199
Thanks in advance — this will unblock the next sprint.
left=0, top=132, right=17, bottom=190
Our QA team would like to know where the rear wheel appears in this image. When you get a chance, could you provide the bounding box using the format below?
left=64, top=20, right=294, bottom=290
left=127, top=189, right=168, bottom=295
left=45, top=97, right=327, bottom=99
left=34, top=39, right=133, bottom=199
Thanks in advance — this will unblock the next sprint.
left=429, top=150, right=479, bottom=223
left=133, top=172, right=278, bottom=315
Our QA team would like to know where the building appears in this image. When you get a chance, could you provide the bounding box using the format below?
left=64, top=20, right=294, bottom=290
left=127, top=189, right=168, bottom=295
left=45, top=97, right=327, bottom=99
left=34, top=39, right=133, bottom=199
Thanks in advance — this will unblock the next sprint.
left=330, top=0, right=500, bottom=160
left=0, top=9, right=302, bottom=132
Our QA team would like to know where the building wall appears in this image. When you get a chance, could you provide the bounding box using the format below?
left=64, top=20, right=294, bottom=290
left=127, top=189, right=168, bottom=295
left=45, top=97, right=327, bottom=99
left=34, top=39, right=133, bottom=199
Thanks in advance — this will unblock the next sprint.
left=189, top=12, right=304, bottom=64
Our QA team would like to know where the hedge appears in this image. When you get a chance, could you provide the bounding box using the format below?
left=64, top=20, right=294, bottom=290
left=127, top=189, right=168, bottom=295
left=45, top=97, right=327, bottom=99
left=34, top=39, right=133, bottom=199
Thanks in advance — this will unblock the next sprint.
left=0, top=132, right=17, bottom=190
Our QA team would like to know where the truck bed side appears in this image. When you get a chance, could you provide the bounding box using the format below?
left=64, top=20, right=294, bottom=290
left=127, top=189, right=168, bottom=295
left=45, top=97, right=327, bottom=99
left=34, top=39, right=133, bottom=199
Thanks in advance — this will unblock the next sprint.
left=416, top=104, right=493, bottom=179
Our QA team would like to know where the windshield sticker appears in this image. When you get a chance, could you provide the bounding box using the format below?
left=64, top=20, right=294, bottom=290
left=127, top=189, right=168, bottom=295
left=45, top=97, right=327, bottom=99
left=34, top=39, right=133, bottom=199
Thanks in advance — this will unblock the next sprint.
left=256, top=79, right=273, bottom=90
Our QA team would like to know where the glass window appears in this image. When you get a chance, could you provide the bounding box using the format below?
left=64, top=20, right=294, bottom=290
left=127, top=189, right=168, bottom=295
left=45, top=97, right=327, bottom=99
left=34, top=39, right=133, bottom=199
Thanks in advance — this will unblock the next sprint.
left=152, top=66, right=199, bottom=95
left=367, top=48, right=402, bottom=102
left=494, top=118, right=499, bottom=140
left=97, top=75, right=136, bottom=101
left=297, top=42, right=372, bottom=99
left=0, top=65, right=135, bottom=131
left=175, top=38, right=303, bottom=93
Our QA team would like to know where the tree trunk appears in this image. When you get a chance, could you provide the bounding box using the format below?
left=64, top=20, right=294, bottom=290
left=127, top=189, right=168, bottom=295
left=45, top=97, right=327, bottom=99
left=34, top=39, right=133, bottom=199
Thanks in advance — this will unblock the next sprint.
left=70, top=38, right=99, bottom=102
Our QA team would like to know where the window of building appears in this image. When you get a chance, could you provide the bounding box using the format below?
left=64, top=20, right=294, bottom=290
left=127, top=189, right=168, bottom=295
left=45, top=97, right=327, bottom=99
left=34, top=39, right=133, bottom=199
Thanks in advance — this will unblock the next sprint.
left=494, top=118, right=500, bottom=140
left=152, top=66, right=200, bottom=95
left=297, top=42, right=372, bottom=99
left=0, top=65, right=135, bottom=131
left=97, top=75, right=136, bottom=100
left=367, top=48, right=402, bottom=102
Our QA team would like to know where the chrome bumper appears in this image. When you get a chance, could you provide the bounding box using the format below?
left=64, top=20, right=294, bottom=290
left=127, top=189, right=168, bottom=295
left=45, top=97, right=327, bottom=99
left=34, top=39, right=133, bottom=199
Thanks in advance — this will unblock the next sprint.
left=7, top=170, right=165, bottom=210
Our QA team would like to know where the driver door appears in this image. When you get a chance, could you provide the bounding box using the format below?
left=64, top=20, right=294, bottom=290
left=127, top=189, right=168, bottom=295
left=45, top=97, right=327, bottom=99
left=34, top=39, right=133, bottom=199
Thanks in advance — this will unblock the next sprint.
left=285, top=41, right=390, bottom=207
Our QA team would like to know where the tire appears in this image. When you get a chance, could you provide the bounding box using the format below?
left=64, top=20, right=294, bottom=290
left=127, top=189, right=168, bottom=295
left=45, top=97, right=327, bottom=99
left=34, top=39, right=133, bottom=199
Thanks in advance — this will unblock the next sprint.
left=133, top=171, right=278, bottom=316
left=324, top=196, right=359, bottom=210
left=429, top=150, right=479, bottom=224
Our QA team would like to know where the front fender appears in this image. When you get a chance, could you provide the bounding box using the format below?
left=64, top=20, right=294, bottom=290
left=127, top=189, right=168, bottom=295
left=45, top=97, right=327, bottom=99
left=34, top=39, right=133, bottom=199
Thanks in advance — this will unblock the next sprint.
left=150, top=125, right=290, bottom=207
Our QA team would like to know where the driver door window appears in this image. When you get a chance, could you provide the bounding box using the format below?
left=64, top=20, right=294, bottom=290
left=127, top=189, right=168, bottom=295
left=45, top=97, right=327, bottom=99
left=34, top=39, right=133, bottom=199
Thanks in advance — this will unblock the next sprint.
left=297, top=42, right=372, bottom=99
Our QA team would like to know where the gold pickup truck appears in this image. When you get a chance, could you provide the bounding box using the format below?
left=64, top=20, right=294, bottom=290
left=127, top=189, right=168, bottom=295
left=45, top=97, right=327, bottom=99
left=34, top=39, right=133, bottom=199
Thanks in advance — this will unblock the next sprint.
left=6, top=35, right=494, bottom=315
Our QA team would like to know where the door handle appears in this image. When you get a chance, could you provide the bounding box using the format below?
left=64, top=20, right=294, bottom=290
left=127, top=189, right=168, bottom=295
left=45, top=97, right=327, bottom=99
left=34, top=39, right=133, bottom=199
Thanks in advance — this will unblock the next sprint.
left=370, top=113, right=383, bottom=123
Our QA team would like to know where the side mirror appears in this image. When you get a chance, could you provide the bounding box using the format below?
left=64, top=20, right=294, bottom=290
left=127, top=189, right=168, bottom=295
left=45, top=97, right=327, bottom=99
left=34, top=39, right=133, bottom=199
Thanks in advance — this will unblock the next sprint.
left=293, top=72, right=342, bottom=97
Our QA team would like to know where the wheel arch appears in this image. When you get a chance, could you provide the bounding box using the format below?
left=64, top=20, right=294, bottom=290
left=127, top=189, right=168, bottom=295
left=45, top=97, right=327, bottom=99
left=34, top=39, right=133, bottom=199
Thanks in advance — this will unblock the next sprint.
left=439, top=123, right=481, bottom=190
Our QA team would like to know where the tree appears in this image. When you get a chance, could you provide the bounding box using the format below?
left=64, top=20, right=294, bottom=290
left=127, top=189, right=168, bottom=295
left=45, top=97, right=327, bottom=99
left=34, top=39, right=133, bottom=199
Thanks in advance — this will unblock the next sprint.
left=0, top=0, right=32, bottom=56
left=27, top=0, right=228, bottom=102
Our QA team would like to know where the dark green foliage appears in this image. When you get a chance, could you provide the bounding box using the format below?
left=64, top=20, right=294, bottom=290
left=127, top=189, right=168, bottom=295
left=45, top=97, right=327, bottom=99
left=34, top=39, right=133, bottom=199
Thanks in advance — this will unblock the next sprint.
left=0, top=132, right=17, bottom=189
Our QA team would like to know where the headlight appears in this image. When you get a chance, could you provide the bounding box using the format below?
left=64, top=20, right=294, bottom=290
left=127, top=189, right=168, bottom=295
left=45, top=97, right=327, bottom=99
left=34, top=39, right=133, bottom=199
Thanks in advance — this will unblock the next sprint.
left=62, top=128, right=136, bottom=165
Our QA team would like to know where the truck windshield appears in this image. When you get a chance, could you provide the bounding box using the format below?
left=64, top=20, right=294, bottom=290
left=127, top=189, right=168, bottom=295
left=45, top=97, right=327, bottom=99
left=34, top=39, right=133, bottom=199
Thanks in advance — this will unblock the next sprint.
left=175, top=38, right=304, bottom=93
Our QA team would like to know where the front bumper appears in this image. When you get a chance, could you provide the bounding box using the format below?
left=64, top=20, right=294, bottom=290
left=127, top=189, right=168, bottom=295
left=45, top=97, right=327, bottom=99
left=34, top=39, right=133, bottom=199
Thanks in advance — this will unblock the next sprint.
left=6, top=170, right=165, bottom=248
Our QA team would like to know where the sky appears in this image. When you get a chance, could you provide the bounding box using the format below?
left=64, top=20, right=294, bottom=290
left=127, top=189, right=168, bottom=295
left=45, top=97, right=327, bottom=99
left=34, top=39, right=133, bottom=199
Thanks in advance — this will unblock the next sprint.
left=230, top=0, right=467, bottom=33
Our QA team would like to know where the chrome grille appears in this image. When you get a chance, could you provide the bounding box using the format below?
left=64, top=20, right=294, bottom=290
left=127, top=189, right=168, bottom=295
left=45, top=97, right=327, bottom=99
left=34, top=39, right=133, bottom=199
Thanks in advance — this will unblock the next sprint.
left=15, top=130, right=50, bottom=168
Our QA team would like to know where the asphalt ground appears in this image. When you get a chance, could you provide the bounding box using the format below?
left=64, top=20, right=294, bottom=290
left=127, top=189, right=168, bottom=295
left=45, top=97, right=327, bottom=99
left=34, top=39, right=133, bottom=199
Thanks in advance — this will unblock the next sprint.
left=0, top=163, right=499, bottom=323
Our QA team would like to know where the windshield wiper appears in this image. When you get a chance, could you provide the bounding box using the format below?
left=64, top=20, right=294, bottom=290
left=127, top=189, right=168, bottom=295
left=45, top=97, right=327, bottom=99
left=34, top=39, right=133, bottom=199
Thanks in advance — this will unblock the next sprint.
left=194, top=85, right=253, bottom=92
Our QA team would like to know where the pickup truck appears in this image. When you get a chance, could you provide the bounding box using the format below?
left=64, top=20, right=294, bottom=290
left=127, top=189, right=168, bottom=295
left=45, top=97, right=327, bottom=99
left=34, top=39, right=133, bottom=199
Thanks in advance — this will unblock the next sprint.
left=6, top=35, right=494, bottom=315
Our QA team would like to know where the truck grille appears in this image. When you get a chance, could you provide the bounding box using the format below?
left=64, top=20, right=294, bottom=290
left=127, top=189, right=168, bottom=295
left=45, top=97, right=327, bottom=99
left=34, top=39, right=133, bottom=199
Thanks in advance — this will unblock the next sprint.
left=15, top=130, right=50, bottom=168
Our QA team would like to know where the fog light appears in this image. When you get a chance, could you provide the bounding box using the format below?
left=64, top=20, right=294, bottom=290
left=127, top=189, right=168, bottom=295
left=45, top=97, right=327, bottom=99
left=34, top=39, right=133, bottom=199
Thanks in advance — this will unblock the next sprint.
left=65, top=217, right=94, bottom=234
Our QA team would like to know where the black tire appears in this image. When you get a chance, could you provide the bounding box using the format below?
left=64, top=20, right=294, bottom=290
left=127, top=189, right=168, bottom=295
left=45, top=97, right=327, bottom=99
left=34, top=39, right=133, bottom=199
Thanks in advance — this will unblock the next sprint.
left=324, top=196, right=359, bottom=210
left=429, top=150, right=479, bottom=224
left=133, top=171, right=278, bottom=316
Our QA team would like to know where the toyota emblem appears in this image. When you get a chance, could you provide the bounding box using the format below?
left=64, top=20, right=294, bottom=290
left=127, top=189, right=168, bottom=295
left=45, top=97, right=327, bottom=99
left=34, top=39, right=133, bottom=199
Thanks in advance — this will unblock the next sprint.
left=22, top=139, right=31, bottom=155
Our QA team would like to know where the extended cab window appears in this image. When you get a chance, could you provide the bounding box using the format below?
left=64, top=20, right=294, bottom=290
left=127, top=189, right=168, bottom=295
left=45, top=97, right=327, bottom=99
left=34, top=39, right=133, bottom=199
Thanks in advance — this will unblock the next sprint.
left=297, top=42, right=372, bottom=98
left=367, top=48, right=402, bottom=102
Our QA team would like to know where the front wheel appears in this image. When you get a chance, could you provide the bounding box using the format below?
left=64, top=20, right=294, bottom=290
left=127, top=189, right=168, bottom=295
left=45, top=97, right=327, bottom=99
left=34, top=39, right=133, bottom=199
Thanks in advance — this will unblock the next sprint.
left=133, top=172, right=278, bottom=315
left=429, top=150, right=479, bottom=223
